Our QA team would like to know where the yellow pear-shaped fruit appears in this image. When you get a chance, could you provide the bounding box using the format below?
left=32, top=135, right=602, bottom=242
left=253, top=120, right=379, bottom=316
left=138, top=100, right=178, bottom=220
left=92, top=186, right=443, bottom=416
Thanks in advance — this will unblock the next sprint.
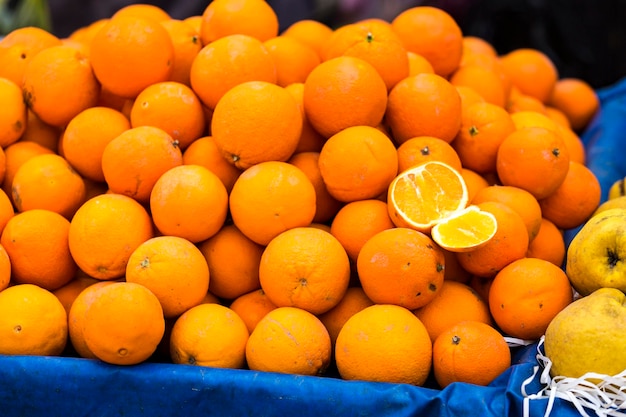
left=566, top=208, right=626, bottom=296
left=592, top=195, right=626, bottom=217
left=544, top=287, right=626, bottom=380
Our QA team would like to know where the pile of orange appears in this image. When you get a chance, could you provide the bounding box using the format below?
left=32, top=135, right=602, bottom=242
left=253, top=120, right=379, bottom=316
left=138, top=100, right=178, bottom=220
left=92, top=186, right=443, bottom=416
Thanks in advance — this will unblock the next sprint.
left=0, top=0, right=602, bottom=389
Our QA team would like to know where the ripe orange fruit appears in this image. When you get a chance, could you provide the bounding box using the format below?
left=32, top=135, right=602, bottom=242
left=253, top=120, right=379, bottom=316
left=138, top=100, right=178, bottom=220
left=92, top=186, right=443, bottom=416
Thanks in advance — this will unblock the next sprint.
left=430, top=205, right=498, bottom=253
left=12, top=153, right=86, bottom=219
left=125, top=236, right=210, bottom=318
left=547, top=78, right=600, bottom=131
left=1, top=141, right=53, bottom=201
left=496, top=126, right=570, bottom=200
left=22, top=45, right=100, bottom=127
left=284, top=82, right=326, bottom=154
left=101, top=126, right=183, bottom=203
left=526, top=218, right=566, bottom=267
left=506, top=90, right=547, bottom=114
left=263, top=36, right=320, bottom=87
left=357, top=227, right=445, bottom=310
left=90, top=14, right=174, bottom=98
left=386, top=73, right=462, bottom=144
left=112, top=3, right=171, bottom=21
left=149, top=165, right=228, bottom=243
left=130, top=81, right=206, bottom=150
left=407, top=51, right=435, bottom=75
left=317, top=286, right=374, bottom=346
left=391, top=6, right=463, bottom=78
left=472, top=185, right=543, bottom=242
left=160, top=19, right=202, bottom=87
left=432, top=320, right=511, bottom=388
left=538, top=161, right=601, bottom=230
left=489, top=257, right=573, bottom=340
left=544, top=106, right=572, bottom=129
left=198, top=224, right=264, bottom=301
left=555, top=124, right=586, bottom=165
left=182, top=136, right=241, bottom=193
left=1, top=209, right=77, bottom=291
left=452, top=101, right=516, bottom=174
left=170, top=303, right=249, bottom=368
left=189, top=34, right=277, bottom=110
left=246, top=306, right=331, bottom=376
left=397, top=135, right=463, bottom=174
left=499, top=48, right=558, bottom=103
left=318, top=125, right=398, bottom=203
left=20, top=109, right=61, bottom=152
left=461, top=36, right=497, bottom=58
left=211, top=80, right=302, bottom=169
left=0, top=77, right=27, bottom=148
left=228, top=161, right=316, bottom=246
left=61, top=106, right=131, bottom=183
left=329, top=199, right=395, bottom=262
left=0, top=283, right=68, bottom=356
left=387, top=161, right=468, bottom=232
left=335, top=304, right=432, bottom=385
left=0, top=244, right=10, bottom=292
left=456, top=201, right=530, bottom=278
left=82, top=281, right=165, bottom=365
left=229, top=288, right=277, bottom=333
left=259, top=227, right=350, bottom=315
left=414, top=281, right=492, bottom=343
left=460, top=167, right=489, bottom=202
left=281, top=19, right=333, bottom=60
left=68, top=193, right=154, bottom=280
left=450, top=64, right=508, bottom=108
left=52, top=275, right=99, bottom=317
left=302, top=56, right=387, bottom=138
left=199, top=0, right=279, bottom=44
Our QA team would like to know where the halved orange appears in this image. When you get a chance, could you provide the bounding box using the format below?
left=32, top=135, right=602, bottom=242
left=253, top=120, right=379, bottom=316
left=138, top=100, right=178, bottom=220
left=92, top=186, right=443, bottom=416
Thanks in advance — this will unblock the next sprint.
left=387, top=161, right=468, bottom=232
left=431, top=205, right=498, bottom=252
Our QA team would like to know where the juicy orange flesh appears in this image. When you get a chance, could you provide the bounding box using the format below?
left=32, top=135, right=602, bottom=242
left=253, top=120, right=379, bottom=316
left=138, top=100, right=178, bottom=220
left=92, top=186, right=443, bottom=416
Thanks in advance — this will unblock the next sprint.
left=391, top=163, right=468, bottom=227
left=432, top=206, right=497, bottom=249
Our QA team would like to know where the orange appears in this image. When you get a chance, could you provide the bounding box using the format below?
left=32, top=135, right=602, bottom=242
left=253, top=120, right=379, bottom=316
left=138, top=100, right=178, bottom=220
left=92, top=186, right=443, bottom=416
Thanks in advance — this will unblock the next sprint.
left=263, top=36, right=320, bottom=87
left=544, top=106, right=572, bottom=129
left=68, top=193, right=154, bottom=280
left=61, top=106, right=131, bottom=183
left=386, top=73, right=462, bottom=145
left=229, top=288, right=277, bottom=333
left=526, top=218, right=566, bottom=267
left=0, top=186, right=13, bottom=236
left=506, top=91, right=547, bottom=114
left=455, top=84, right=487, bottom=114
left=302, top=56, right=387, bottom=138
left=160, top=19, right=202, bottom=86
left=335, top=304, right=432, bottom=385
left=130, top=81, right=206, bottom=150
left=67, top=281, right=115, bottom=359
left=318, top=125, right=398, bottom=202
left=170, top=303, right=249, bottom=368
left=0, top=77, right=27, bottom=148
left=111, top=3, right=171, bottom=21
left=0, top=26, right=62, bottom=86
left=22, top=45, right=100, bottom=127
left=556, top=124, right=586, bottom=165
left=391, top=6, right=463, bottom=77
left=472, top=185, right=543, bottom=242
left=284, top=82, right=326, bottom=153
left=199, top=0, right=279, bottom=44
left=246, top=306, right=331, bottom=376
left=329, top=199, right=395, bottom=262
left=1, top=141, right=53, bottom=201
left=430, top=205, right=498, bottom=253
left=228, top=161, right=316, bottom=246
left=357, top=227, right=445, bottom=310
left=126, top=235, right=210, bottom=318
left=489, top=257, right=573, bottom=340
left=509, top=109, right=559, bottom=131
left=321, top=19, right=410, bottom=91
left=1, top=209, right=77, bottom=291
left=413, top=280, right=492, bottom=343
left=460, top=167, right=489, bottom=202
left=259, top=227, right=350, bottom=315
left=0, top=283, right=68, bottom=356
left=0, top=244, right=11, bottom=292
left=288, top=151, right=343, bottom=224
left=387, top=161, right=468, bottom=232
left=189, top=34, right=277, bottom=110
left=397, top=136, right=463, bottom=174
left=90, top=14, right=174, bottom=98
left=20, top=109, right=62, bottom=152
left=183, top=15, right=202, bottom=33
left=407, top=51, right=435, bottom=76
left=198, top=224, right=264, bottom=301
left=52, top=275, right=99, bottom=317
left=433, top=320, right=511, bottom=388
left=450, top=64, right=508, bottom=108
left=538, top=161, right=601, bottom=230
left=82, top=281, right=165, bottom=365
left=11, top=153, right=86, bottom=219
left=496, top=126, right=570, bottom=200
left=211, top=80, right=302, bottom=169
left=317, top=286, right=374, bottom=346
left=452, top=101, right=516, bottom=174
left=441, top=247, right=472, bottom=283
left=149, top=164, right=228, bottom=243
left=101, top=126, right=183, bottom=203
left=182, top=136, right=241, bottom=193
left=461, top=36, right=497, bottom=58
left=547, top=78, right=600, bottom=131
left=456, top=201, right=530, bottom=278
left=281, top=19, right=333, bottom=59
left=499, top=48, right=558, bottom=103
